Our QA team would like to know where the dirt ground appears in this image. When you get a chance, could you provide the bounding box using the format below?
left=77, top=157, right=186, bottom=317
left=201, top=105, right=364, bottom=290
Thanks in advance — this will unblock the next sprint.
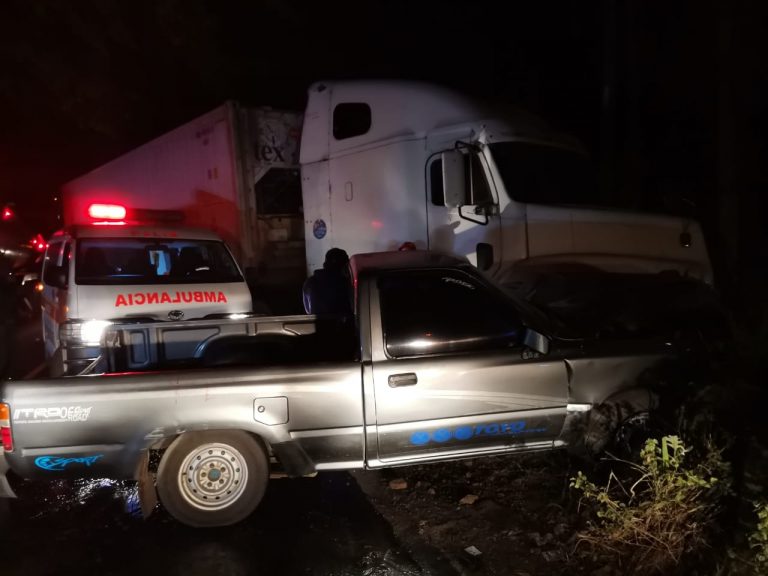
left=353, top=451, right=611, bottom=576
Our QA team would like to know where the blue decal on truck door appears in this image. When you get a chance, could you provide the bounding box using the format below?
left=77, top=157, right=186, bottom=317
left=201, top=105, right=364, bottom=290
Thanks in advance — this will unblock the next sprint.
left=410, top=431, right=430, bottom=445
left=34, top=455, right=103, bottom=471
left=409, top=420, right=546, bottom=446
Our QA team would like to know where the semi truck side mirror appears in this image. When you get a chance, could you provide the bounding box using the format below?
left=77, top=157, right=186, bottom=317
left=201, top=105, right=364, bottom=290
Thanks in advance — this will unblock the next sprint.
left=458, top=205, right=489, bottom=226
left=441, top=150, right=466, bottom=208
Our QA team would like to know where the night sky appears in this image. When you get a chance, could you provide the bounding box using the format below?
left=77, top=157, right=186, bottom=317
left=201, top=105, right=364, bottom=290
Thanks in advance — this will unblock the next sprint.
left=1, top=0, right=767, bottom=301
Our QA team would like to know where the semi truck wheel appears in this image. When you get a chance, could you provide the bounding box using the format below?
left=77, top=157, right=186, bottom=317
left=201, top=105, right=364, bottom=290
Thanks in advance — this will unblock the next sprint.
left=157, top=430, right=269, bottom=527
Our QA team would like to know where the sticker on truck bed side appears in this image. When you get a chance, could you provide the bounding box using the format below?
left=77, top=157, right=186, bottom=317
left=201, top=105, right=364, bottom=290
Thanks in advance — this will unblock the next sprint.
left=409, top=420, right=547, bottom=446
left=13, top=406, right=93, bottom=424
left=34, top=455, right=103, bottom=471
left=114, top=290, right=228, bottom=307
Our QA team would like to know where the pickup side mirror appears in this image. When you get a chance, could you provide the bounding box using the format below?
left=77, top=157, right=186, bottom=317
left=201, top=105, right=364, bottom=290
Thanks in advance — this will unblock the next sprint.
left=442, top=150, right=466, bottom=208
left=523, top=328, right=549, bottom=355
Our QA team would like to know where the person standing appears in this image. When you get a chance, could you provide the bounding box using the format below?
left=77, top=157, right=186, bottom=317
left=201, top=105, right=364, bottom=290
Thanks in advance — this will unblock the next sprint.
left=302, top=248, right=352, bottom=316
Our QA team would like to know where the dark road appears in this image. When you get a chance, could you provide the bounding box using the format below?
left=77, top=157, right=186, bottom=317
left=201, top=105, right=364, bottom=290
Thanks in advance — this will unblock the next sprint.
left=7, top=317, right=45, bottom=381
left=0, top=471, right=432, bottom=576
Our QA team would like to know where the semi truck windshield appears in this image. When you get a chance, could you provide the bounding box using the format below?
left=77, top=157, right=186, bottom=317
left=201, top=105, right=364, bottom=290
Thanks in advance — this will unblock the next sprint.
left=488, top=142, right=607, bottom=206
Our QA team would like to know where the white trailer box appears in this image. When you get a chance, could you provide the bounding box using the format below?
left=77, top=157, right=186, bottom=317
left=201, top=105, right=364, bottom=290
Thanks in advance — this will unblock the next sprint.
left=62, top=104, right=306, bottom=287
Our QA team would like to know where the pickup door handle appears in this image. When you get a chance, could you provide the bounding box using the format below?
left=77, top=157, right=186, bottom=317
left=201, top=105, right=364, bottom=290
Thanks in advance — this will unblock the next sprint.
left=388, top=372, right=418, bottom=387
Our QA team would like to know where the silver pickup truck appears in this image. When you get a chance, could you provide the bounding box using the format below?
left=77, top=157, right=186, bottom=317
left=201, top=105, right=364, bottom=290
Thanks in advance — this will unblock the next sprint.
left=0, top=251, right=676, bottom=527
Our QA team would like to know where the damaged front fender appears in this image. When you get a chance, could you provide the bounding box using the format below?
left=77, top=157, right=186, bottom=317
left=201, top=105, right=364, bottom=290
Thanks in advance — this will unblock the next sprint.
left=559, top=388, right=658, bottom=457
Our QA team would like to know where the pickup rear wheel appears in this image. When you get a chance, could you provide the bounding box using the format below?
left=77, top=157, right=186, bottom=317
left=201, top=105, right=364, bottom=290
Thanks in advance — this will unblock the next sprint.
left=157, top=430, right=268, bottom=527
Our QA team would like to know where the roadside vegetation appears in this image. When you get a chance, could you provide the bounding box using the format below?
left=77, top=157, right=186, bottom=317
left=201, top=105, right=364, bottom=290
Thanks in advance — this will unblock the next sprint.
left=571, top=436, right=731, bottom=574
left=569, top=355, right=768, bottom=576
left=571, top=435, right=768, bottom=576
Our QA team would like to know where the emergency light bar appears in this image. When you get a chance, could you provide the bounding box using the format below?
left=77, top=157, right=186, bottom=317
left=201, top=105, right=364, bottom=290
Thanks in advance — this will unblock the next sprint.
left=88, top=203, right=127, bottom=220
left=87, top=203, right=184, bottom=224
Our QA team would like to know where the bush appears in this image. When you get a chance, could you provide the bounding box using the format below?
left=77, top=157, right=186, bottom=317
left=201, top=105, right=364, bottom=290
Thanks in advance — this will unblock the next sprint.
left=747, top=501, right=768, bottom=572
left=571, top=435, right=731, bottom=575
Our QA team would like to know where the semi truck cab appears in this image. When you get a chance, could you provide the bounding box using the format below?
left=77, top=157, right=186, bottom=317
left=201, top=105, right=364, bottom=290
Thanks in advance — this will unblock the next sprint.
left=300, top=81, right=712, bottom=284
left=41, top=204, right=252, bottom=375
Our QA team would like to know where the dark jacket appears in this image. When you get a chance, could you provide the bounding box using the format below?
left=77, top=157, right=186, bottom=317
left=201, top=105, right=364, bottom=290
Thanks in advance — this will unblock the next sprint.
left=302, top=268, right=352, bottom=316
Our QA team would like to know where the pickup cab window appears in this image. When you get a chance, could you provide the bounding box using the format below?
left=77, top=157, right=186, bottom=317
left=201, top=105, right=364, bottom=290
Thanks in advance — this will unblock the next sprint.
left=379, top=270, right=523, bottom=358
left=75, top=238, right=243, bottom=285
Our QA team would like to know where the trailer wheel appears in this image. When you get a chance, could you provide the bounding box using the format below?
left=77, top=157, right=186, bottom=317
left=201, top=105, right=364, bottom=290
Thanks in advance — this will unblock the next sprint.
left=156, top=430, right=268, bottom=527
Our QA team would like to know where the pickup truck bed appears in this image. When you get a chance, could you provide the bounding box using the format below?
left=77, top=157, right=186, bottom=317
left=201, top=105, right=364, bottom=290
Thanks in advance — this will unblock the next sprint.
left=61, top=314, right=353, bottom=375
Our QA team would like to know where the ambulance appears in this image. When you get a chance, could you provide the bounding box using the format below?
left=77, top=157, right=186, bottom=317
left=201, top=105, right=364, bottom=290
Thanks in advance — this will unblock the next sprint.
left=41, top=203, right=252, bottom=376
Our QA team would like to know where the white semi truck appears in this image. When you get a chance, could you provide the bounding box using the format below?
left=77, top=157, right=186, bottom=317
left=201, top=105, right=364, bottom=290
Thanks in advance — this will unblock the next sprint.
left=61, top=80, right=712, bottom=292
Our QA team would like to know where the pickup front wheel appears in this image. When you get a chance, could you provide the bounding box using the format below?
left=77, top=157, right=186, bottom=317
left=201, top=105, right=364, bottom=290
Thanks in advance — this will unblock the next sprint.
left=157, top=430, right=269, bottom=527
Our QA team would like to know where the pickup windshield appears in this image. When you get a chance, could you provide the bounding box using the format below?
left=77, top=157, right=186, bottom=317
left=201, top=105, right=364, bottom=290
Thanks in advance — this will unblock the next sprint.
left=488, top=141, right=607, bottom=206
left=75, top=238, right=243, bottom=285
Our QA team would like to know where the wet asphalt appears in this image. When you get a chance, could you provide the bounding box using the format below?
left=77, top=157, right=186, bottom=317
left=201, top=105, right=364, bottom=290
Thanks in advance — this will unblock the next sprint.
left=0, top=473, right=425, bottom=576
left=0, top=317, right=447, bottom=576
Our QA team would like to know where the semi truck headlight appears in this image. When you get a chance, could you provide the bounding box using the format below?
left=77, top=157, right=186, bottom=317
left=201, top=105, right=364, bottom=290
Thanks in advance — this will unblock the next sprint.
left=60, top=320, right=112, bottom=346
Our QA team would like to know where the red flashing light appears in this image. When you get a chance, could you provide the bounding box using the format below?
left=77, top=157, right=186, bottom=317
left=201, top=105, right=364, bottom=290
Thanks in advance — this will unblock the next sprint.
left=2, top=206, right=14, bottom=221
left=88, top=203, right=126, bottom=221
left=30, top=234, right=47, bottom=252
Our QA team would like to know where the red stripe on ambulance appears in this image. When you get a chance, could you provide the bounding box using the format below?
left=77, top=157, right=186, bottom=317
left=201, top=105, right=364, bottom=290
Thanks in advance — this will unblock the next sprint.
left=114, top=291, right=227, bottom=307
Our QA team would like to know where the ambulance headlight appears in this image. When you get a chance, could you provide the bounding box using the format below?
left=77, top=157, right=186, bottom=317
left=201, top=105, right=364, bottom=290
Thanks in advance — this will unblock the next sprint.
left=60, top=320, right=112, bottom=346
left=81, top=320, right=112, bottom=345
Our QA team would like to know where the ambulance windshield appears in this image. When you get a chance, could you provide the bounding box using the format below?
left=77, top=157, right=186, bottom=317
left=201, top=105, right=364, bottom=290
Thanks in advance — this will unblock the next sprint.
left=75, top=238, right=242, bottom=285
